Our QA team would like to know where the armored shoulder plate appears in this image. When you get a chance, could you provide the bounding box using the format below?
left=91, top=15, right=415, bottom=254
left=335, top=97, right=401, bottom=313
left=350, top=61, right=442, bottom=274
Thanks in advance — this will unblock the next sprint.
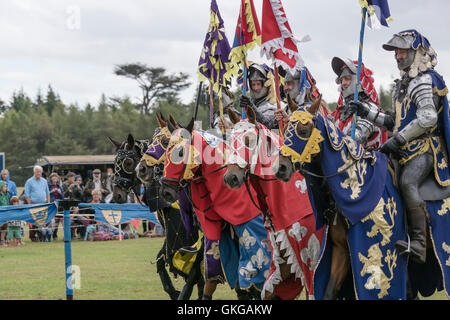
left=408, top=73, right=437, bottom=128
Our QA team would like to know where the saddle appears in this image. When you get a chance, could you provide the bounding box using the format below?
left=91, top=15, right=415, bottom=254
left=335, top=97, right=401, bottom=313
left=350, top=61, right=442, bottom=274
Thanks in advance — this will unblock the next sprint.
left=389, top=156, right=450, bottom=201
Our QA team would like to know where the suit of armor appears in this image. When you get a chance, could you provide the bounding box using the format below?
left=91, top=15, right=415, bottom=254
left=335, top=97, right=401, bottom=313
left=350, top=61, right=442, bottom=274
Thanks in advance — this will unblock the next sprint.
left=239, top=63, right=284, bottom=130
left=330, top=57, right=387, bottom=150
left=283, top=66, right=328, bottom=118
left=356, top=30, right=448, bottom=264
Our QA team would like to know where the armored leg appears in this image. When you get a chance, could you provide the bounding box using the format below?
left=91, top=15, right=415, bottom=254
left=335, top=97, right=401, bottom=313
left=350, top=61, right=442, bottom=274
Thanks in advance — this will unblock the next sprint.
left=396, top=153, right=433, bottom=264
left=395, top=203, right=428, bottom=264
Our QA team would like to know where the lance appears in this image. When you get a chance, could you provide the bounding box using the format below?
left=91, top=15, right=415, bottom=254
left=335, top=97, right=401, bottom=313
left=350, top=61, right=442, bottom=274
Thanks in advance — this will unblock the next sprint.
left=351, top=7, right=367, bottom=140
left=193, top=81, right=203, bottom=121
left=273, top=62, right=284, bottom=139
left=239, top=6, right=248, bottom=119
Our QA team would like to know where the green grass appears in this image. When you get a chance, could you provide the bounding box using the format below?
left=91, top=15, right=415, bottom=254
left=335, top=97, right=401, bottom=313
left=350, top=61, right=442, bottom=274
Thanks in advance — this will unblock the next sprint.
left=0, top=228, right=447, bottom=300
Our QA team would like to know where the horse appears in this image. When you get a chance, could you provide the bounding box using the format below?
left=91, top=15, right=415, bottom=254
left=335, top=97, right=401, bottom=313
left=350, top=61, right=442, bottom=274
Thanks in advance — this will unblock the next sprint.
left=274, top=97, right=450, bottom=300
left=222, top=106, right=325, bottom=300
left=155, top=116, right=272, bottom=300
left=109, top=132, right=205, bottom=300
left=136, top=115, right=235, bottom=300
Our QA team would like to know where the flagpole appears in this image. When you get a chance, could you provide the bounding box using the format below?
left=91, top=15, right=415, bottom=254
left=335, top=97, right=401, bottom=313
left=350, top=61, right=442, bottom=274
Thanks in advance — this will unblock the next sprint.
left=273, top=62, right=284, bottom=139
left=239, top=5, right=248, bottom=119
left=351, top=7, right=367, bottom=140
left=193, top=82, right=203, bottom=121
left=209, top=80, right=214, bottom=128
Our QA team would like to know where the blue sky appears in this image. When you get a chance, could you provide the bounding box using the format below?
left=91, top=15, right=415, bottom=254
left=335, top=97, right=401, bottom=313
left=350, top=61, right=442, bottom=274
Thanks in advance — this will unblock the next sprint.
left=0, top=0, right=448, bottom=107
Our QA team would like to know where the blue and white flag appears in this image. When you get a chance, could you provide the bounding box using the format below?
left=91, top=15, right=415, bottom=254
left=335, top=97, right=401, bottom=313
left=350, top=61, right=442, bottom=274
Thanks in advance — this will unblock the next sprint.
left=0, top=202, right=58, bottom=226
left=359, top=0, right=393, bottom=29
left=78, top=203, right=161, bottom=226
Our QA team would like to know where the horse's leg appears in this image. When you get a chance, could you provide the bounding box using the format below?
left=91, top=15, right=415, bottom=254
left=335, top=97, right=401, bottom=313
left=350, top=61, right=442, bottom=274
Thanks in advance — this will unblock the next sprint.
left=156, top=247, right=180, bottom=300
left=235, top=283, right=251, bottom=300
left=196, top=274, right=205, bottom=300
left=202, top=280, right=219, bottom=300
left=178, top=252, right=204, bottom=300
left=324, top=214, right=350, bottom=300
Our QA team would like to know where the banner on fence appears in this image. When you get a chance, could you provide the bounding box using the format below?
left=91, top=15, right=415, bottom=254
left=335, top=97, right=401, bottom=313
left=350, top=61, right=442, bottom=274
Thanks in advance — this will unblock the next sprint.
left=0, top=202, right=58, bottom=226
left=78, top=203, right=161, bottom=226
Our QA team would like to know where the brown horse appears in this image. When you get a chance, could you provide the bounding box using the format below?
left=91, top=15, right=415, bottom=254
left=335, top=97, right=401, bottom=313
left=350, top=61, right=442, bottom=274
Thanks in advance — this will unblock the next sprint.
left=223, top=106, right=324, bottom=300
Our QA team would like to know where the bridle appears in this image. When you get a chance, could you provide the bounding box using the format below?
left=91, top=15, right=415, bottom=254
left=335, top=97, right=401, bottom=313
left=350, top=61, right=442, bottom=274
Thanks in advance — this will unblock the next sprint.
left=113, top=140, right=149, bottom=193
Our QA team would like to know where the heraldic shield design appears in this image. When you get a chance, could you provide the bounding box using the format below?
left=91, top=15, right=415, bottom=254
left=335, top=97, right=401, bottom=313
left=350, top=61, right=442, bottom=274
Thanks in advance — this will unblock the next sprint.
left=101, top=210, right=122, bottom=225
left=29, top=206, right=49, bottom=226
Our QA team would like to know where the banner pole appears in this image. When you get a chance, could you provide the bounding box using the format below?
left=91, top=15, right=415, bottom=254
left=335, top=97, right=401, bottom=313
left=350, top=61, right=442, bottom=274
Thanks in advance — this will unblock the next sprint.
left=351, top=7, right=367, bottom=140
left=61, top=200, right=78, bottom=300
left=63, top=207, right=73, bottom=300
left=273, top=62, right=284, bottom=138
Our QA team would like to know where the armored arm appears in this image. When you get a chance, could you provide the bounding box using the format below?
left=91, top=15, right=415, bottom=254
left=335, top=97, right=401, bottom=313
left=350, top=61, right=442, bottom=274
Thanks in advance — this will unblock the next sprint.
left=350, top=100, right=395, bottom=131
left=353, top=117, right=375, bottom=145
left=396, top=73, right=437, bottom=144
left=252, top=102, right=279, bottom=129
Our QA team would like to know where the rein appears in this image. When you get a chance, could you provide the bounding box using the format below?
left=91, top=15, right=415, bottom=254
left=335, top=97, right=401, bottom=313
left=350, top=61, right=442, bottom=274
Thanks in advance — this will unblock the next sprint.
left=297, top=158, right=357, bottom=180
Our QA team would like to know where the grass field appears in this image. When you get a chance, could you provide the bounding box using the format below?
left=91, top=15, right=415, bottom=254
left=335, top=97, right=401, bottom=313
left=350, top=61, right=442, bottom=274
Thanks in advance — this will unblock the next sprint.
left=0, top=226, right=447, bottom=300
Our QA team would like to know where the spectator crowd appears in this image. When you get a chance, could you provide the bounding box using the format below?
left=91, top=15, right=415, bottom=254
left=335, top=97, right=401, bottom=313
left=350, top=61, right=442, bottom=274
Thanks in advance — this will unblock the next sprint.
left=0, top=166, right=162, bottom=247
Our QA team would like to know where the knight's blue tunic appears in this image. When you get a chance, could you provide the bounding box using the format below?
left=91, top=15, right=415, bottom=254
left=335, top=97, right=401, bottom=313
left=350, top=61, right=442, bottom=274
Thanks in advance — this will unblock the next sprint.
left=394, top=70, right=450, bottom=186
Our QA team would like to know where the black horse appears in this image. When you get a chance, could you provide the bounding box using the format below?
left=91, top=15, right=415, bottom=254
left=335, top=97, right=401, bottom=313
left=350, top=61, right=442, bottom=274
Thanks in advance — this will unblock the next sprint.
left=109, top=133, right=204, bottom=300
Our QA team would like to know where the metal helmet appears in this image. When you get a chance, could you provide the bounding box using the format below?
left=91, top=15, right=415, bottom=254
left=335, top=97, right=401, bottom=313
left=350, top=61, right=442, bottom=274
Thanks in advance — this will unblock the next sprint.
left=382, top=30, right=429, bottom=71
left=248, top=63, right=269, bottom=100
left=332, top=57, right=359, bottom=99
left=332, top=57, right=357, bottom=84
left=284, top=68, right=301, bottom=101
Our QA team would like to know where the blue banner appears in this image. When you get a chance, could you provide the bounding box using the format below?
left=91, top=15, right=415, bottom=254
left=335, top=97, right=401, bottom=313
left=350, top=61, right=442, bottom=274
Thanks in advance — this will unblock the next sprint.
left=78, top=203, right=161, bottom=226
left=0, top=202, right=58, bottom=226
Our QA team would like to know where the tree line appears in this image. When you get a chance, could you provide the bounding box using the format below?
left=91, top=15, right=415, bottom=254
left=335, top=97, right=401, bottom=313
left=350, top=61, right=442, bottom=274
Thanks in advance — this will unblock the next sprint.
left=0, top=63, right=393, bottom=186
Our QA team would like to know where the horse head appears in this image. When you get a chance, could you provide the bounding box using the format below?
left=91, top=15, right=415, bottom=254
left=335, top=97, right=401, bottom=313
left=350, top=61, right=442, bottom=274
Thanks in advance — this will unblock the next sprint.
left=110, top=133, right=149, bottom=203
left=275, top=95, right=322, bottom=182
left=135, top=113, right=174, bottom=187
left=159, top=116, right=201, bottom=204
left=224, top=106, right=264, bottom=189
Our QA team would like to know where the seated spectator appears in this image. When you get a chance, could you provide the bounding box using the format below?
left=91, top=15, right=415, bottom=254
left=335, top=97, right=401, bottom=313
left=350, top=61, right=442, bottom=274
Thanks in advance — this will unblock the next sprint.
left=40, top=218, right=55, bottom=242
left=70, top=207, right=86, bottom=240
left=84, top=189, right=103, bottom=241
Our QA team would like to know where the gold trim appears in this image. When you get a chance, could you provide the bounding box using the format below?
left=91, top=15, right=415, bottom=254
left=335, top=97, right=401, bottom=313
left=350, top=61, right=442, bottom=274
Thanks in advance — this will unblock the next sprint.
left=428, top=224, right=450, bottom=299
left=398, top=138, right=430, bottom=166
left=289, top=110, right=314, bottom=125
left=433, top=86, right=449, bottom=96
left=430, top=137, right=450, bottom=187
left=280, top=128, right=324, bottom=165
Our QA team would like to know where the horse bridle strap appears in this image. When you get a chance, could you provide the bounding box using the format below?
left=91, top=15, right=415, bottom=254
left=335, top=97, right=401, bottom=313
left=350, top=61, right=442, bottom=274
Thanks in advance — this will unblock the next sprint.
left=298, top=158, right=357, bottom=180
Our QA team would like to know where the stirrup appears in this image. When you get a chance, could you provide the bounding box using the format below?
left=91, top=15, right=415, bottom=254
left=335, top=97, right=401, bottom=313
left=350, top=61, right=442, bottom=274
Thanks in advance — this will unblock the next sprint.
left=405, top=234, right=411, bottom=253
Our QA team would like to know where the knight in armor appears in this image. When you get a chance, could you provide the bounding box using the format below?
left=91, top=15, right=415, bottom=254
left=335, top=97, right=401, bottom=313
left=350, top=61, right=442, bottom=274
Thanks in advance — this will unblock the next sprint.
left=352, top=29, right=450, bottom=264
left=239, top=63, right=284, bottom=130
left=330, top=57, right=388, bottom=150
left=281, top=66, right=329, bottom=119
